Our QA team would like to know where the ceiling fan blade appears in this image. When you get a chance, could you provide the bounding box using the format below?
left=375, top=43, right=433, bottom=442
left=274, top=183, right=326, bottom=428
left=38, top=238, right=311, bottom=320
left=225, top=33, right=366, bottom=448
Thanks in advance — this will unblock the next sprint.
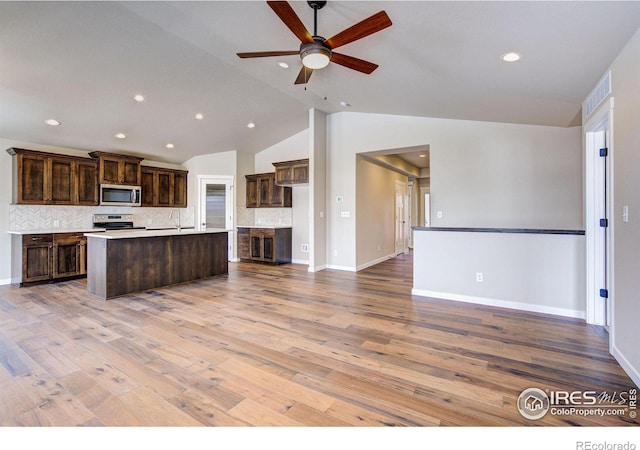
left=237, top=51, right=299, bottom=58
left=325, top=11, right=392, bottom=50
left=294, top=66, right=313, bottom=85
left=267, top=1, right=314, bottom=44
left=331, top=52, right=378, bottom=74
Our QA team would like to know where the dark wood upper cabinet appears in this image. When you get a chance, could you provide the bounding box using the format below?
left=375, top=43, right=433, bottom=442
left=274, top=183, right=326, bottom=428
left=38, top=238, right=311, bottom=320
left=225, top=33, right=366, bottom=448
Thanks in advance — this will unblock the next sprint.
left=173, top=171, right=187, bottom=207
left=7, top=148, right=187, bottom=208
left=76, top=160, right=99, bottom=205
left=7, top=148, right=97, bottom=206
left=245, top=172, right=292, bottom=208
left=141, top=166, right=188, bottom=208
left=89, top=151, right=143, bottom=186
left=273, top=159, right=309, bottom=186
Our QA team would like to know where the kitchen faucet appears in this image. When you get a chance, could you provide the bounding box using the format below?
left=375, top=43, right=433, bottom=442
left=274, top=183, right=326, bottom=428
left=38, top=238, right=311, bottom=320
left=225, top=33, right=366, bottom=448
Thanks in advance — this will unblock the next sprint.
left=169, top=209, right=181, bottom=231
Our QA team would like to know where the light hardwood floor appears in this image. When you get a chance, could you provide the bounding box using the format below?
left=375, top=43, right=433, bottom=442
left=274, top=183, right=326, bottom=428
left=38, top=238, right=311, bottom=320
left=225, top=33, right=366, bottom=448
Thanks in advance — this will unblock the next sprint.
left=0, top=253, right=637, bottom=426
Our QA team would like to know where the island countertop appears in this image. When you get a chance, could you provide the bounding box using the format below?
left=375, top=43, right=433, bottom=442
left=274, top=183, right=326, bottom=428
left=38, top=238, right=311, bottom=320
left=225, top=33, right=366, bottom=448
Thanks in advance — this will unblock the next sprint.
left=84, top=228, right=230, bottom=239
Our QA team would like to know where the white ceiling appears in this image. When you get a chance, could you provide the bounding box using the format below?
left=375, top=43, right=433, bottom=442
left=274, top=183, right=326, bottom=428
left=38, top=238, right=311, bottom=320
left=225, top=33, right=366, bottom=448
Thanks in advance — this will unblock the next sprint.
left=1, top=1, right=639, bottom=165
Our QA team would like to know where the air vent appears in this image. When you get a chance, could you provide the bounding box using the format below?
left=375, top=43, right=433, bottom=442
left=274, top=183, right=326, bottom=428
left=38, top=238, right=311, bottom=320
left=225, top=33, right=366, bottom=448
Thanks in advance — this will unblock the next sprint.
left=585, top=71, right=611, bottom=119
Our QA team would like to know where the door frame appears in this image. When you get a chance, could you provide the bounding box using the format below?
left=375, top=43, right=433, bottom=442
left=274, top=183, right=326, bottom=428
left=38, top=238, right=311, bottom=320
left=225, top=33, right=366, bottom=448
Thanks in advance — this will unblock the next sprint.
left=584, top=99, right=614, bottom=328
left=198, top=175, right=235, bottom=260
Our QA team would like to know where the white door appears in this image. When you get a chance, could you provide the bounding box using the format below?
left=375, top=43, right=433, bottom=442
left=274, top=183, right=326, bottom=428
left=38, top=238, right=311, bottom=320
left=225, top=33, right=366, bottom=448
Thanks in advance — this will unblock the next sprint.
left=395, top=181, right=407, bottom=255
left=424, top=193, right=431, bottom=227
left=586, top=120, right=611, bottom=327
left=199, top=176, right=234, bottom=260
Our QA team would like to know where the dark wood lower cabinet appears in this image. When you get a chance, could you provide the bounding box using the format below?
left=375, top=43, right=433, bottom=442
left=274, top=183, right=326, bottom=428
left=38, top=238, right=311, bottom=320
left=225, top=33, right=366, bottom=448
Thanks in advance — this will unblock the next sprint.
left=13, top=232, right=87, bottom=286
left=87, top=232, right=228, bottom=299
left=23, top=235, right=54, bottom=283
left=53, top=233, right=87, bottom=278
left=237, top=227, right=292, bottom=265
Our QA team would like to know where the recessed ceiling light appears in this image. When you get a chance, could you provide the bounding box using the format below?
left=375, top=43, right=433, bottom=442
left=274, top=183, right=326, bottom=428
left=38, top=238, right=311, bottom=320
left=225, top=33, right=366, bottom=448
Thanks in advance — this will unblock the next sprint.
left=115, top=133, right=126, bottom=139
left=195, top=113, right=204, bottom=120
left=501, top=52, right=522, bottom=63
left=277, top=61, right=289, bottom=69
left=340, top=101, right=351, bottom=108
left=247, top=122, right=256, bottom=129
left=165, top=143, right=174, bottom=149
left=44, top=119, right=61, bottom=126
left=419, top=154, right=426, bottom=158
left=134, top=94, right=145, bottom=102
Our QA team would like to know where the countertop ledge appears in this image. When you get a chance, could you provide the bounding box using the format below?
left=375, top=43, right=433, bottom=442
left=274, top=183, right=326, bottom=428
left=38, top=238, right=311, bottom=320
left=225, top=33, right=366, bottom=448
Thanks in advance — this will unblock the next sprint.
left=413, top=227, right=585, bottom=236
left=84, top=228, right=230, bottom=239
left=237, top=225, right=293, bottom=229
left=9, top=228, right=106, bottom=235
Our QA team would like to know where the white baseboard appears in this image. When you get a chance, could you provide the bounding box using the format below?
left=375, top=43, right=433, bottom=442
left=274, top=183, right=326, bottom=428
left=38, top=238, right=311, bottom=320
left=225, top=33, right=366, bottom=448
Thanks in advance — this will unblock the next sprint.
left=326, top=265, right=356, bottom=272
left=308, top=264, right=327, bottom=273
left=292, top=258, right=309, bottom=265
left=356, top=254, right=395, bottom=272
left=0, top=278, right=12, bottom=286
left=611, top=343, right=640, bottom=388
left=411, top=289, right=586, bottom=320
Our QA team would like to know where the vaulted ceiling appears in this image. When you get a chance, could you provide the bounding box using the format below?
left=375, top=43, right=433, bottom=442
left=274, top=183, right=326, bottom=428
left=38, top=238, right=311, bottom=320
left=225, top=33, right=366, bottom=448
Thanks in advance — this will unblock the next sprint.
left=1, top=1, right=639, bottom=164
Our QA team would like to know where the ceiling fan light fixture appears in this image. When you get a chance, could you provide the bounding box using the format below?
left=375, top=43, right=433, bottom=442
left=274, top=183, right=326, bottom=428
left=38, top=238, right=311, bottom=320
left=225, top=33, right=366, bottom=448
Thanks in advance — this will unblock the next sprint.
left=301, top=43, right=331, bottom=69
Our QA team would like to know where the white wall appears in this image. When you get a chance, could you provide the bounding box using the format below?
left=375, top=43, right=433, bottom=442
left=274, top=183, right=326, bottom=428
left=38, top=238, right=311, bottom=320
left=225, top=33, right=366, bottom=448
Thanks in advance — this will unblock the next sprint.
left=183, top=150, right=237, bottom=228
left=607, top=28, right=640, bottom=387
left=327, top=112, right=583, bottom=270
left=413, top=230, right=586, bottom=318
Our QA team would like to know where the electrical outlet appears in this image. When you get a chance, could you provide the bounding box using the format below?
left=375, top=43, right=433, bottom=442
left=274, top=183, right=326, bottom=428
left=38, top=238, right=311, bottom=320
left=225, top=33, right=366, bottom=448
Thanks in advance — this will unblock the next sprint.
left=476, top=272, right=484, bottom=283
left=333, top=249, right=338, bottom=256
left=377, top=244, right=381, bottom=252
left=437, top=211, right=443, bottom=219
left=53, top=220, right=60, bottom=228
left=301, top=244, right=309, bottom=253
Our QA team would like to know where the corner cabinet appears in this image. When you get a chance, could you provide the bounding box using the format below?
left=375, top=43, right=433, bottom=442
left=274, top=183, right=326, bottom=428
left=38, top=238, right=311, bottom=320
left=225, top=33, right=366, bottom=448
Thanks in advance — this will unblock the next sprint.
left=273, top=159, right=309, bottom=186
left=12, top=232, right=88, bottom=286
left=245, top=173, right=292, bottom=208
left=141, top=166, right=188, bottom=207
left=7, top=148, right=98, bottom=206
left=237, top=227, right=292, bottom=265
left=89, top=151, right=143, bottom=186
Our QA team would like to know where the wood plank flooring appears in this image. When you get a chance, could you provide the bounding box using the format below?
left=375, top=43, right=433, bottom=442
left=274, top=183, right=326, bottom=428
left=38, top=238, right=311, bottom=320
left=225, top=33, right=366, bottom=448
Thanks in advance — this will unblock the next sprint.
left=0, top=252, right=637, bottom=426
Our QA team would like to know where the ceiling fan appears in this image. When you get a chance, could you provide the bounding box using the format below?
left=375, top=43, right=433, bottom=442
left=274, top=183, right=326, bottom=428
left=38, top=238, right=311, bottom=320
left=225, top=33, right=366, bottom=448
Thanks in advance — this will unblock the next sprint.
left=237, top=1, right=392, bottom=84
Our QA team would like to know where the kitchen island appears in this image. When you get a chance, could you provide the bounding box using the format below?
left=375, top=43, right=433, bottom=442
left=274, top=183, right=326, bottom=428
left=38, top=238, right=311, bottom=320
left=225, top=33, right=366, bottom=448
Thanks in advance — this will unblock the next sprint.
left=84, top=228, right=229, bottom=299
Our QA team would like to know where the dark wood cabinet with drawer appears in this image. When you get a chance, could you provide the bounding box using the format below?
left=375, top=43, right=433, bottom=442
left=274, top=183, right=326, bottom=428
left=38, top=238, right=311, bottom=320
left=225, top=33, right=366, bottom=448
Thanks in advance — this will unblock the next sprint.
left=237, top=227, right=292, bottom=265
left=12, top=232, right=89, bottom=286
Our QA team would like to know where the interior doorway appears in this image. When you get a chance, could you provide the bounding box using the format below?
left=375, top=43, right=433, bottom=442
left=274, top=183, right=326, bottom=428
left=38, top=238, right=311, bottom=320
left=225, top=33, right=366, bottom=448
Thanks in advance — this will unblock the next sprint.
left=199, top=176, right=235, bottom=260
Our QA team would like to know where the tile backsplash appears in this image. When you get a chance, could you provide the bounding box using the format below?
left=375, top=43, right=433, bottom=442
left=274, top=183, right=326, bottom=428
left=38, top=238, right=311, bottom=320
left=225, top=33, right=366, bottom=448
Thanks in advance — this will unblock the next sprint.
left=9, top=205, right=195, bottom=231
left=236, top=207, right=292, bottom=227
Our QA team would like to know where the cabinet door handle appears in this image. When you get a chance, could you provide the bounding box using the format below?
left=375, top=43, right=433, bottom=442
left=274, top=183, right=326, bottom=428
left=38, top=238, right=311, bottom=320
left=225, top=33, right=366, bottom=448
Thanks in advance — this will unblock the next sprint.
left=31, top=237, right=44, bottom=241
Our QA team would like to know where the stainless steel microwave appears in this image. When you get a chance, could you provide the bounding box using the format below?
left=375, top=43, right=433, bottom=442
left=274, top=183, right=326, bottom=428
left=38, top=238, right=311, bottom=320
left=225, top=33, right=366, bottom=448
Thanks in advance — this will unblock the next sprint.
left=99, top=184, right=141, bottom=206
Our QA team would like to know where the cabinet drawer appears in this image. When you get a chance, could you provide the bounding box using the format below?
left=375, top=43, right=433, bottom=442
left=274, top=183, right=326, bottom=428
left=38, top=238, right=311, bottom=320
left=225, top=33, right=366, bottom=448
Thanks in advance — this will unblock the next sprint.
left=23, top=234, right=54, bottom=244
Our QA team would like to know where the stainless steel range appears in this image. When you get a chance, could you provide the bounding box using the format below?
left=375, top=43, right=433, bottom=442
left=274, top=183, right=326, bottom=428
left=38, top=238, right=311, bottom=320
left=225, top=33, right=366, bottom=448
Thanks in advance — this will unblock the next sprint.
left=92, top=214, right=145, bottom=231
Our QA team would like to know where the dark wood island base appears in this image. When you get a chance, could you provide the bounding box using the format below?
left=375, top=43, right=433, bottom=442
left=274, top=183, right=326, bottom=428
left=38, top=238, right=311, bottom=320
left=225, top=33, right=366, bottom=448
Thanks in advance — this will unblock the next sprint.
left=86, top=230, right=228, bottom=299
